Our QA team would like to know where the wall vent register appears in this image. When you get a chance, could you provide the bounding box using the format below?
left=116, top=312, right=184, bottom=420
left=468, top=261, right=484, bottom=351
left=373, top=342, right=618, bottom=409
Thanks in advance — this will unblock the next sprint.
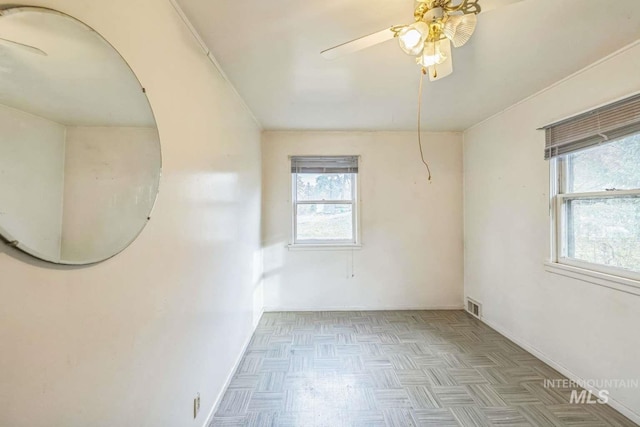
left=466, top=298, right=482, bottom=318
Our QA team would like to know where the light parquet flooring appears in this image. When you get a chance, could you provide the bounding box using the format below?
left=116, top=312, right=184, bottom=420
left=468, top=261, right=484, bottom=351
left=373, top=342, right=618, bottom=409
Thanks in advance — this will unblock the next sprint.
left=209, top=311, right=636, bottom=427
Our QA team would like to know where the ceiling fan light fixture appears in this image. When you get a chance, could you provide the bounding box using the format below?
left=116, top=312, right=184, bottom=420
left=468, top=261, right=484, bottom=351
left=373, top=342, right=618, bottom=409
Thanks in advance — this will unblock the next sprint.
left=397, top=21, right=429, bottom=56
left=443, top=13, right=477, bottom=47
left=428, top=55, right=453, bottom=81
left=417, top=38, right=449, bottom=68
left=320, top=0, right=509, bottom=81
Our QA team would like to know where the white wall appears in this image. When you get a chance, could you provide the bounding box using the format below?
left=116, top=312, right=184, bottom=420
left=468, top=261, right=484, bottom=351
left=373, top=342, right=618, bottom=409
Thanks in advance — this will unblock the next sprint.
left=262, top=131, right=463, bottom=311
left=464, top=42, right=640, bottom=421
left=0, top=1, right=262, bottom=427
left=0, top=104, right=65, bottom=259
left=61, top=127, right=161, bottom=263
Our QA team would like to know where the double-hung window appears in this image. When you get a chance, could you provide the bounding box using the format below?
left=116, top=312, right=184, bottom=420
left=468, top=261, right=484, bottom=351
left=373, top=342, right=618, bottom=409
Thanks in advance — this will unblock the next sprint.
left=546, top=94, right=640, bottom=281
left=291, top=156, right=359, bottom=246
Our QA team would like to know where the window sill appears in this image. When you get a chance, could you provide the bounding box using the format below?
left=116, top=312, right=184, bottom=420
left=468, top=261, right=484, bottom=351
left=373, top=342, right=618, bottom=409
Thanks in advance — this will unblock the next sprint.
left=544, top=261, right=640, bottom=297
left=287, top=244, right=362, bottom=252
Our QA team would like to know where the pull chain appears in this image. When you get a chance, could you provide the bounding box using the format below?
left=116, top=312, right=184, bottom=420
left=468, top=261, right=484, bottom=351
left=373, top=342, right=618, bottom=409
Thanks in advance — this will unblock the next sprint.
left=418, top=67, right=432, bottom=182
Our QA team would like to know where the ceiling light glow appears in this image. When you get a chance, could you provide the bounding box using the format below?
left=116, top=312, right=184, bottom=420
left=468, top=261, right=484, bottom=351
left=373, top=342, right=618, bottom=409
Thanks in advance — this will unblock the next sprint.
left=397, top=22, right=428, bottom=56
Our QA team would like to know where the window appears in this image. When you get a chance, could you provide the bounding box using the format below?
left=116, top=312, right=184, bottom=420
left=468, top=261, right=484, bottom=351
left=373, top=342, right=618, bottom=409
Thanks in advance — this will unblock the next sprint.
left=547, top=94, right=640, bottom=281
left=291, top=156, right=358, bottom=246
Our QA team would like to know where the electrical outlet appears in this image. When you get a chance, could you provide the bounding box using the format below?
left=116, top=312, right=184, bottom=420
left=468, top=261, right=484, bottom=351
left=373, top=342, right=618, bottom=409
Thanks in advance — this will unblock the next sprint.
left=193, top=393, right=201, bottom=419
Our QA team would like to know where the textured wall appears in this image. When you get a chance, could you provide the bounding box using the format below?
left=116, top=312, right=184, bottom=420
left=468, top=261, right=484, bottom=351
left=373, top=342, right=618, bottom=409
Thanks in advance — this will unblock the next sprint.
left=262, top=131, right=463, bottom=311
left=61, top=127, right=160, bottom=263
left=464, top=43, right=640, bottom=421
left=0, top=1, right=262, bottom=426
left=0, top=104, right=65, bottom=259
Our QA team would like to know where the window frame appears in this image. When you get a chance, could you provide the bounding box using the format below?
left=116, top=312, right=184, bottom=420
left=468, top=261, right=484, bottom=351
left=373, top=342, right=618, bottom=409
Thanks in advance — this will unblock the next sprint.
left=550, top=145, right=640, bottom=283
left=289, top=157, right=361, bottom=249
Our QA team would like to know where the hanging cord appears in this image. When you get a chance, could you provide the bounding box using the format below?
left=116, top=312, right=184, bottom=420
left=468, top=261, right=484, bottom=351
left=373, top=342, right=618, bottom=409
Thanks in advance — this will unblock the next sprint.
left=418, top=67, right=432, bottom=182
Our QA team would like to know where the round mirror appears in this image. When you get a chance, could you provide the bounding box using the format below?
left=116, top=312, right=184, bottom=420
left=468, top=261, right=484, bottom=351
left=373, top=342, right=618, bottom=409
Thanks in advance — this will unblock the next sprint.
left=0, top=7, right=161, bottom=265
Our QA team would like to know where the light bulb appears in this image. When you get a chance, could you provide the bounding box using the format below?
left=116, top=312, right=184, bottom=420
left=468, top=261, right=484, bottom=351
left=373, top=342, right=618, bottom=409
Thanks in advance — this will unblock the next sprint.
left=417, top=41, right=447, bottom=67
left=397, top=21, right=428, bottom=56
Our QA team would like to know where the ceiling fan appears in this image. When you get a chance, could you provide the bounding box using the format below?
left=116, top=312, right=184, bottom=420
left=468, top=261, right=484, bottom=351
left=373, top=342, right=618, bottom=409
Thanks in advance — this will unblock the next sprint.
left=0, top=37, right=47, bottom=56
left=321, top=0, right=522, bottom=81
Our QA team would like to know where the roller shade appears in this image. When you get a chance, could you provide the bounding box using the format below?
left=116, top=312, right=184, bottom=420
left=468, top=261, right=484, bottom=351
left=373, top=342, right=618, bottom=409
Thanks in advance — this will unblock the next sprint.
left=543, top=93, right=640, bottom=160
left=291, top=156, right=358, bottom=173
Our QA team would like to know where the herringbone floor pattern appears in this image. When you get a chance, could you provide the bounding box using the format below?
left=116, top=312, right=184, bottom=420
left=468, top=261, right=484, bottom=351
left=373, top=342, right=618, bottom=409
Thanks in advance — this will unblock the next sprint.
left=209, top=311, right=636, bottom=427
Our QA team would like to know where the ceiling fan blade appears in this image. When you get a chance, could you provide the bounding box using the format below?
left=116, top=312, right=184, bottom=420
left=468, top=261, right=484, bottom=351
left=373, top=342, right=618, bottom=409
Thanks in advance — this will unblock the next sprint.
left=478, top=0, right=525, bottom=14
left=321, top=28, right=396, bottom=60
left=0, top=37, right=47, bottom=56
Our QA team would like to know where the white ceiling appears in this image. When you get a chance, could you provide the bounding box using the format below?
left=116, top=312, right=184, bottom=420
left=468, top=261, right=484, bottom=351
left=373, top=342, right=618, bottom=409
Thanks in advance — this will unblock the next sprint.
left=0, top=8, right=155, bottom=127
left=177, top=0, right=640, bottom=131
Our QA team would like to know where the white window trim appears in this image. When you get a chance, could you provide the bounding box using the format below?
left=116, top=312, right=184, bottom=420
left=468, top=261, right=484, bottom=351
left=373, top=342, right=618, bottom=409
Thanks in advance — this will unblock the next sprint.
left=288, top=156, right=361, bottom=250
left=548, top=157, right=640, bottom=295
left=544, top=262, right=640, bottom=297
left=287, top=244, right=362, bottom=251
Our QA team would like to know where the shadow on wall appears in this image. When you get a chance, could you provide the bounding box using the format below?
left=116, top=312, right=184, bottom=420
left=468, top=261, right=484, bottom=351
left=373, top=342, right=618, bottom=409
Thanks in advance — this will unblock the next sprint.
left=259, top=239, right=287, bottom=310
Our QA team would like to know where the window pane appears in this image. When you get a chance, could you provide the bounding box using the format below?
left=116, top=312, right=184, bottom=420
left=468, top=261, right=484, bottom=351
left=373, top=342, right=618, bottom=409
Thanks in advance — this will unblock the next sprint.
left=296, top=204, right=353, bottom=241
left=296, top=173, right=353, bottom=201
left=565, top=197, right=640, bottom=272
left=567, top=133, right=640, bottom=193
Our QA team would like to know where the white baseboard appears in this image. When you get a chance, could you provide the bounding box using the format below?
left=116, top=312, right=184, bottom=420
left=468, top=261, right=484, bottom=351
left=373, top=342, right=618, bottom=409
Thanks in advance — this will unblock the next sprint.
left=264, top=305, right=465, bottom=312
left=479, top=317, right=640, bottom=425
left=201, top=308, right=265, bottom=427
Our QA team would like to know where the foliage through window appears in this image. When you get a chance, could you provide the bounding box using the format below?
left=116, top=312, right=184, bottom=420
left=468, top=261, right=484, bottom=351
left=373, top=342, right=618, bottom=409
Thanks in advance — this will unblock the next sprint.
left=554, top=133, right=640, bottom=278
left=291, top=156, right=358, bottom=245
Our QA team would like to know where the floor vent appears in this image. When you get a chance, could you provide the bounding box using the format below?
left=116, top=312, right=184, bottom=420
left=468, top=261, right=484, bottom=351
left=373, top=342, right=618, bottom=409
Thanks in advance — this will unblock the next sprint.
left=466, top=298, right=482, bottom=318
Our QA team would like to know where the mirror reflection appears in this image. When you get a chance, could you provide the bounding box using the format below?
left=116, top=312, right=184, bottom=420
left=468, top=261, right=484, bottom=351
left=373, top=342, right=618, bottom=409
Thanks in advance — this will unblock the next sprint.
left=0, top=7, right=161, bottom=264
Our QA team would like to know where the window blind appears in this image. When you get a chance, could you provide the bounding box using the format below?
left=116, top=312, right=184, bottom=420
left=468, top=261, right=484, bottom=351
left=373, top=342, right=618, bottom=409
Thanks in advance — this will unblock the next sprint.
left=291, top=156, right=358, bottom=173
left=543, top=93, right=640, bottom=160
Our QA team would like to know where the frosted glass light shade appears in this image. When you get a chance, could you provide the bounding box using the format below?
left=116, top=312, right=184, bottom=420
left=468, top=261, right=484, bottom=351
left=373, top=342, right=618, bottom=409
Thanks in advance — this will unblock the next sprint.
left=443, top=13, right=477, bottom=47
left=417, top=38, right=450, bottom=67
left=428, top=54, right=453, bottom=81
left=397, top=21, right=429, bottom=56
